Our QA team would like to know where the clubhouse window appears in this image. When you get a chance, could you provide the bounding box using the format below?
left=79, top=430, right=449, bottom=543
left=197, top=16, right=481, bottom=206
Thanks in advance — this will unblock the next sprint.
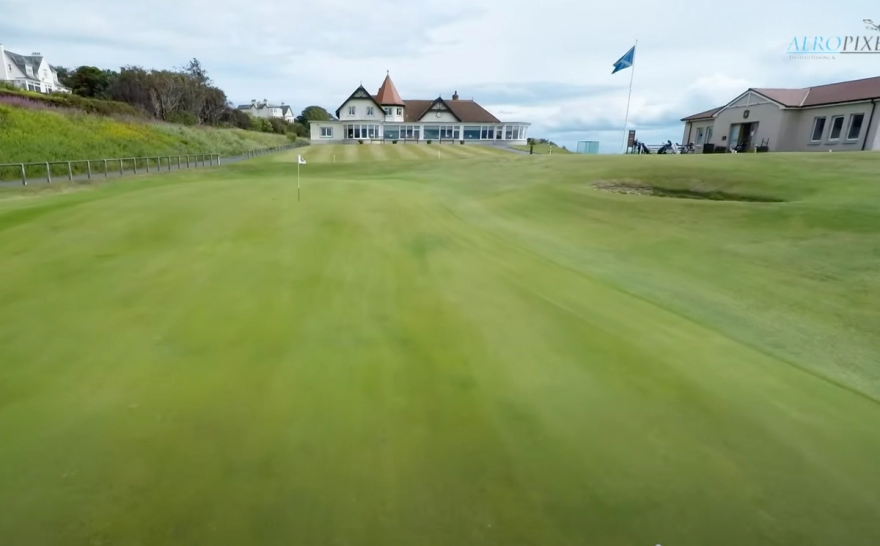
left=810, top=117, right=826, bottom=142
left=343, top=124, right=380, bottom=139
left=320, top=127, right=333, bottom=138
left=828, top=116, right=845, bottom=141
left=440, top=125, right=459, bottom=139
left=463, top=126, right=481, bottom=140
left=424, top=126, right=440, bottom=140
left=367, top=106, right=375, bottom=116
left=348, top=106, right=356, bottom=116
left=847, top=113, right=865, bottom=140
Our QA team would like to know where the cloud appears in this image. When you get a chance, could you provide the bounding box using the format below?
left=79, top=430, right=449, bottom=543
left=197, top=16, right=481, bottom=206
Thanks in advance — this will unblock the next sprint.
left=2, top=0, right=877, bottom=153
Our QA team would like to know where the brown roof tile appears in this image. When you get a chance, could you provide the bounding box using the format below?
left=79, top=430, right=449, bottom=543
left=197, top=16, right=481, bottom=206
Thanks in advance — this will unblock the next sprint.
left=376, top=74, right=405, bottom=106
left=681, top=106, right=723, bottom=122
left=800, top=76, right=880, bottom=106
left=751, top=88, right=810, bottom=107
left=400, top=99, right=500, bottom=123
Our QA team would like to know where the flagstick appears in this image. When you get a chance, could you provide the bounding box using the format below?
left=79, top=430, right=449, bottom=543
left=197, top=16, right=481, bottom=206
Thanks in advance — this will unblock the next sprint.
left=621, top=40, right=638, bottom=154
left=297, top=161, right=301, bottom=202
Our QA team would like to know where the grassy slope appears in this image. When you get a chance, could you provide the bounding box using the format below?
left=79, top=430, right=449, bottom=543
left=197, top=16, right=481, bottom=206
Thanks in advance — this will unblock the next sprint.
left=0, top=105, right=290, bottom=165
left=1, top=151, right=879, bottom=545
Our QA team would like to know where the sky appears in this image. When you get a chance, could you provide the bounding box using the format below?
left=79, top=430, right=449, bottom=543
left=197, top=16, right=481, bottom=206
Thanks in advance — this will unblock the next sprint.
left=2, top=0, right=877, bottom=152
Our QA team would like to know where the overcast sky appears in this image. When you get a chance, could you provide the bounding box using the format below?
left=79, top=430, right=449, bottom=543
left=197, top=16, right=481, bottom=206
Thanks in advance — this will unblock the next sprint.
left=2, top=0, right=877, bottom=152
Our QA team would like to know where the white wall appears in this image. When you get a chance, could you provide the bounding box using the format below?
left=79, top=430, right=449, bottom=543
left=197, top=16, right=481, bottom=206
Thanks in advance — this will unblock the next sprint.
left=338, top=98, right=383, bottom=121
left=713, top=100, right=785, bottom=151
left=383, top=107, right=404, bottom=123
left=782, top=102, right=878, bottom=152
left=419, top=111, right=458, bottom=122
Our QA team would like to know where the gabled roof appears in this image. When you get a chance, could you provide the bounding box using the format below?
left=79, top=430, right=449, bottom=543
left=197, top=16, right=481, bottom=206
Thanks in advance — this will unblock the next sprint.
left=402, top=98, right=499, bottom=123
left=4, top=49, right=43, bottom=80
left=335, top=85, right=386, bottom=117
left=798, top=75, right=880, bottom=107
left=750, top=88, right=810, bottom=107
left=409, top=97, right=462, bottom=122
left=376, top=74, right=404, bottom=106
left=681, top=106, right=723, bottom=122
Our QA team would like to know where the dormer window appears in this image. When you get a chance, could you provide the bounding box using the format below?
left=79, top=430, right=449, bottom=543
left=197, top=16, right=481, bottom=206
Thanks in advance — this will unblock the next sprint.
left=397, top=108, right=402, bottom=116
left=26, top=66, right=33, bottom=76
left=348, top=106, right=356, bottom=116
left=384, top=108, right=391, bottom=115
left=367, top=107, right=375, bottom=116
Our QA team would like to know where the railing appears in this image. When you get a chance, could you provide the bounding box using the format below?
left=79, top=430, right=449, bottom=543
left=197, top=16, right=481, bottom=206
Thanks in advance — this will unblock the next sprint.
left=0, top=142, right=306, bottom=186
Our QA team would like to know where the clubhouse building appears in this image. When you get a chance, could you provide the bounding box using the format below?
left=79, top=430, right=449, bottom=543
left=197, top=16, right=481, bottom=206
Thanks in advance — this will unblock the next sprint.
left=680, top=75, right=880, bottom=153
left=309, top=73, right=530, bottom=145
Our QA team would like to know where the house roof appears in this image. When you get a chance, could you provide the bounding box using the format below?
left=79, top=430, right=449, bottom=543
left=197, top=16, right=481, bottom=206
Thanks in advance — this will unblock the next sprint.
left=682, top=75, right=880, bottom=122
left=402, top=98, right=499, bottom=123
left=376, top=74, right=404, bottom=106
left=4, top=50, right=43, bottom=80
left=335, top=85, right=386, bottom=118
left=681, top=106, right=723, bottom=122
left=750, top=88, right=810, bottom=107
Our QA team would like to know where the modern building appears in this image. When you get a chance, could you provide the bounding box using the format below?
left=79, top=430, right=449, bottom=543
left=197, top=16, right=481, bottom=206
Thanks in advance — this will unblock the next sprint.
left=680, top=75, right=880, bottom=152
left=237, top=100, right=295, bottom=123
left=0, top=45, right=69, bottom=93
left=309, top=73, right=530, bottom=145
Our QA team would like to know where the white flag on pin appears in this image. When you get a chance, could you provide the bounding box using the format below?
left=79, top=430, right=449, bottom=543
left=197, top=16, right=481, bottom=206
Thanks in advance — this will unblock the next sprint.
left=297, top=155, right=307, bottom=165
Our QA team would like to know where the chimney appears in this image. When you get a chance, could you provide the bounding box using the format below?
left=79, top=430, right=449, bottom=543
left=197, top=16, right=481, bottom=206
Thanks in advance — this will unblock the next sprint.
left=251, top=99, right=256, bottom=104
left=452, top=90, right=459, bottom=101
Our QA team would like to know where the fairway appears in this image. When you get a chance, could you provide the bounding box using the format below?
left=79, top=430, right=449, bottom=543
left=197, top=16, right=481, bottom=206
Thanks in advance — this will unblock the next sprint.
left=2, top=149, right=880, bottom=546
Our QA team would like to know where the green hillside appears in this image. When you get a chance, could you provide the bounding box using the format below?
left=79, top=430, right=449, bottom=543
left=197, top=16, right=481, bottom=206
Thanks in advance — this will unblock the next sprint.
left=0, top=105, right=291, bottom=165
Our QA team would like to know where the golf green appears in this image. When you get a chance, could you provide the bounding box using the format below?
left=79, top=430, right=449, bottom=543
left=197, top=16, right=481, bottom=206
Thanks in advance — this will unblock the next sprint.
left=1, top=147, right=879, bottom=545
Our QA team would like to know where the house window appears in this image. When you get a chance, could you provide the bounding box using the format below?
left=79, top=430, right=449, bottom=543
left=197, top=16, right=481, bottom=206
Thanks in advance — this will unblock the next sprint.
left=424, top=126, right=440, bottom=140
left=346, top=125, right=354, bottom=138
left=810, top=117, right=826, bottom=142
left=367, top=106, right=375, bottom=116
left=396, top=108, right=402, bottom=116
left=384, top=107, right=391, bottom=115
left=321, top=127, right=333, bottom=138
left=440, top=125, right=459, bottom=139
left=348, top=106, right=356, bottom=116
left=385, top=126, right=400, bottom=139
left=505, top=126, right=514, bottom=140
left=705, top=126, right=713, bottom=144
left=481, top=126, right=495, bottom=139
left=828, top=116, right=845, bottom=141
left=696, top=127, right=705, bottom=145
left=463, top=126, right=481, bottom=140
left=26, top=66, right=33, bottom=76
left=846, top=113, right=865, bottom=140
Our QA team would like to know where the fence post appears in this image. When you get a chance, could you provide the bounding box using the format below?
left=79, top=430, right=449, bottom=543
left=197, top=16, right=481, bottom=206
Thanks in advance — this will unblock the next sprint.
left=134, top=158, right=138, bottom=174
left=119, top=159, right=124, bottom=176
left=87, top=160, right=92, bottom=180
left=67, top=161, right=73, bottom=181
left=104, top=159, right=108, bottom=178
left=217, top=154, right=221, bottom=166
left=178, top=156, right=181, bottom=170
left=20, top=164, right=26, bottom=186
left=146, top=158, right=150, bottom=173
left=46, top=162, right=52, bottom=183
left=167, top=157, right=171, bottom=171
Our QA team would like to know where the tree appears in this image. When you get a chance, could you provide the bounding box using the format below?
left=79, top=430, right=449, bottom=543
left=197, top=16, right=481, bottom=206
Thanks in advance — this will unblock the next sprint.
left=295, top=105, right=332, bottom=126
left=69, top=66, right=117, bottom=99
left=201, top=88, right=228, bottom=126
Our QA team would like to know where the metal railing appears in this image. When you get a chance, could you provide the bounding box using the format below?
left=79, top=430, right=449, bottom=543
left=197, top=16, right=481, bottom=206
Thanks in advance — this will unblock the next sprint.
left=1, top=142, right=305, bottom=186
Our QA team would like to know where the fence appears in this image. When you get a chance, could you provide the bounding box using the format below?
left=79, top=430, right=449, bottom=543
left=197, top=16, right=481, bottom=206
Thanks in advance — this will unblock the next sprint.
left=0, top=142, right=305, bottom=186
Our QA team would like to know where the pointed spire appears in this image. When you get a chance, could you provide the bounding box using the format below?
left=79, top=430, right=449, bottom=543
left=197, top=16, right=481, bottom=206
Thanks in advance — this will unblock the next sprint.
left=376, top=72, right=405, bottom=106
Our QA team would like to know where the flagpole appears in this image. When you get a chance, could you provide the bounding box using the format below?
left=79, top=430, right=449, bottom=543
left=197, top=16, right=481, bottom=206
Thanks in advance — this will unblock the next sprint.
left=621, top=40, right=638, bottom=154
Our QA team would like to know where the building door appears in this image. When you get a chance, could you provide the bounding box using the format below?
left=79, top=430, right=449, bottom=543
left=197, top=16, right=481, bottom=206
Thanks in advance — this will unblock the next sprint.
left=729, top=125, right=741, bottom=151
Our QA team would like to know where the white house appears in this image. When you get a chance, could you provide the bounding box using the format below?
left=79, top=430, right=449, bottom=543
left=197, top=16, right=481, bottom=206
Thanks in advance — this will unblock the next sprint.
left=309, top=73, right=530, bottom=145
left=0, top=45, right=69, bottom=93
left=237, top=100, right=295, bottom=123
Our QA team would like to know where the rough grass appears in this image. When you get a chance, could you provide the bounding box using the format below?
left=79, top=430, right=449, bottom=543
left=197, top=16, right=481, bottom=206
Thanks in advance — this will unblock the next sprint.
left=0, top=105, right=290, bottom=179
left=1, top=152, right=879, bottom=546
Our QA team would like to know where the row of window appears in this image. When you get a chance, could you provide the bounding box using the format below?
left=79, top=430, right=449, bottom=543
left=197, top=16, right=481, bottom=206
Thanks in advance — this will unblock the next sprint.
left=323, top=124, right=529, bottom=140
left=347, top=106, right=403, bottom=117
left=811, top=113, right=864, bottom=143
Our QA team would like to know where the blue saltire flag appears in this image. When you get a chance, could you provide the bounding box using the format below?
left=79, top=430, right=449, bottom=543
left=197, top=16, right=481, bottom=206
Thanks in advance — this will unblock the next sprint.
left=612, top=46, right=636, bottom=74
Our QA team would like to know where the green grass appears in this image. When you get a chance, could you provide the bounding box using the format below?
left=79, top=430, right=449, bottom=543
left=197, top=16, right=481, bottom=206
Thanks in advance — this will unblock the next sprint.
left=511, top=143, right=572, bottom=154
left=1, top=150, right=880, bottom=545
left=0, top=105, right=291, bottom=178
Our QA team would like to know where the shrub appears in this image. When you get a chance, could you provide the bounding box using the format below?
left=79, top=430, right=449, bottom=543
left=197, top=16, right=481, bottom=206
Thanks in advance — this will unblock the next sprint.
left=168, top=111, right=199, bottom=126
left=392, top=140, right=398, bottom=144
left=427, top=140, right=432, bottom=144
left=286, top=133, right=297, bottom=142
left=460, top=140, right=465, bottom=145
left=358, top=139, right=364, bottom=144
